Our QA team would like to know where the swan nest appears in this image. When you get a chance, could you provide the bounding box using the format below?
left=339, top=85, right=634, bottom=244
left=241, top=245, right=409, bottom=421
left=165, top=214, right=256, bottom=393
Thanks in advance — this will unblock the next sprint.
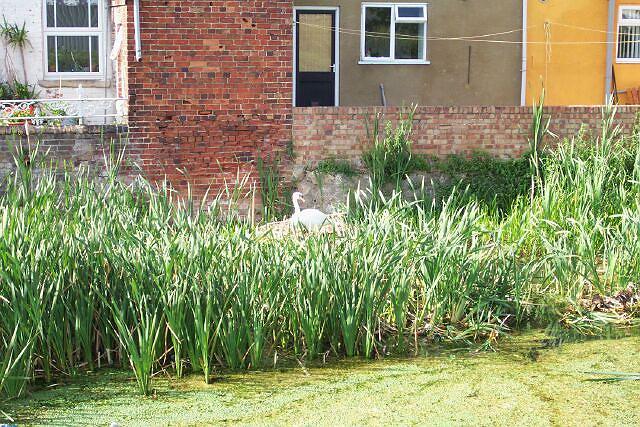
left=256, top=213, right=348, bottom=239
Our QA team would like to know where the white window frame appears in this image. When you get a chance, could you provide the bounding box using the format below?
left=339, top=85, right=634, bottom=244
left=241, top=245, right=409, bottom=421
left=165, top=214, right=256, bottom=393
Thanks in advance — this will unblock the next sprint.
left=360, top=2, right=429, bottom=65
left=42, top=0, right=106, bottom=80
left=616, top=5, right=640, bottom=64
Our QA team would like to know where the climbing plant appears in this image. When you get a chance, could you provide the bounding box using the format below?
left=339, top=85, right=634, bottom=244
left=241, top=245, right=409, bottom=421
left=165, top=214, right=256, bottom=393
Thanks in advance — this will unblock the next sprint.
left=0, top=16, right=30, bottom=84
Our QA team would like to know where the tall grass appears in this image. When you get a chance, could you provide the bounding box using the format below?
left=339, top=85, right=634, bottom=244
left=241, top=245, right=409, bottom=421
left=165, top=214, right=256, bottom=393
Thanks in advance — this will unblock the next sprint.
left=363, top=106, right=417, bottom=192
left=529, top=91, right=551, bottom=201
left=1, top=107, right=639, bottom=399
left=256, top=155, right=290, bottom=222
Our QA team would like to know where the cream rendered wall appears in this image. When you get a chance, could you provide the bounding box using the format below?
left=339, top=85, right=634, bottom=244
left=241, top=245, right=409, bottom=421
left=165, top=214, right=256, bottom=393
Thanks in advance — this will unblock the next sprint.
left=293, top=0, right=524, bottom=106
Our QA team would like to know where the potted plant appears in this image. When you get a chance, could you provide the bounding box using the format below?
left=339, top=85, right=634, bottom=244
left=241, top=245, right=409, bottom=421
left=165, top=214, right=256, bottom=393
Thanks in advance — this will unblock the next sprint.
left=0, top=104, right=35, bottom=125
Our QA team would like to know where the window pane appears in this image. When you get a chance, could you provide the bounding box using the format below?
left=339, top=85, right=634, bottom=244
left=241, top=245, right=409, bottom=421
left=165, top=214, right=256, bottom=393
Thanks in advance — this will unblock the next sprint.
left=47, top=36, right=57, bottom=72
left=622, top=9, right=640, bottom=20
left=617, top=27, right=626, bottom=58
left=90, top=0, right=99, bottom=27
left=56, top=36, right=91, bottom=72
left=47, top=0, right=55, bottom=27
left=364, top=7, right=391, bottom=58
left=91, top=36, right=99, bottom=71
left=618, top=25, right=640, bottom=59
left=56, top=0, right=90, bottom=27
left=395, top=23, right=424, bottom=59
left=398, top=7, right=425, bottom=18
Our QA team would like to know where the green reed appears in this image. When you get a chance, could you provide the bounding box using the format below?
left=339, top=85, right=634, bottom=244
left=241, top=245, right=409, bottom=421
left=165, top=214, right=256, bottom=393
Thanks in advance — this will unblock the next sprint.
left=1, top=105, right=639, bottom=399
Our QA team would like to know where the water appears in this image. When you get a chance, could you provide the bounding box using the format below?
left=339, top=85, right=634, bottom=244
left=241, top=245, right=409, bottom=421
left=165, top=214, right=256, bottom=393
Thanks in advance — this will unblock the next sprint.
left=3, top=329, right=639, bottom=426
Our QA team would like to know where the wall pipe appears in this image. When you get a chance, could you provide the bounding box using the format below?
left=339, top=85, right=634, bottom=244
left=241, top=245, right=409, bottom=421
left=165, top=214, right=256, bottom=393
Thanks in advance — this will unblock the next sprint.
left=604, top=0, right=616, bottom=103
left=134, top=0, right=142, bottom=61
left=520, top=0, right=528, bottom=106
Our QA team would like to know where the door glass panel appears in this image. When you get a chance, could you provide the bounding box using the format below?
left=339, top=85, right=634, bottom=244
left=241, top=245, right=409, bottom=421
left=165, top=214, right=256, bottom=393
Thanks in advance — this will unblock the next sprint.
left=298, top=13, right=333, bottom=72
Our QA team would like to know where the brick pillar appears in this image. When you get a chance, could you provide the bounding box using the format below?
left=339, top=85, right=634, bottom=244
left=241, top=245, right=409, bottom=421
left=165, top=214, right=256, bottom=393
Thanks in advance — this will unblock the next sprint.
left=127, top=0, right=293, bottom=199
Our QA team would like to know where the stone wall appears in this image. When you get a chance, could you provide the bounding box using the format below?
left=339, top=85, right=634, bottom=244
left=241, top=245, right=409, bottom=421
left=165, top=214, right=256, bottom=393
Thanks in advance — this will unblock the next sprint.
left=2, top=106, right=638, bottom=200
left=293, top=106, right=640, bottom=167
left=0, top=125, right=127, bottom=182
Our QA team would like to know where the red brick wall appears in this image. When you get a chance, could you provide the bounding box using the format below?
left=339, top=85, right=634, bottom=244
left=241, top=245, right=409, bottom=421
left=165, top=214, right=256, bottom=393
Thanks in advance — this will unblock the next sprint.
left=293, top=106, right=640, bottom=166
left=127, top=1, right=293, bottom=197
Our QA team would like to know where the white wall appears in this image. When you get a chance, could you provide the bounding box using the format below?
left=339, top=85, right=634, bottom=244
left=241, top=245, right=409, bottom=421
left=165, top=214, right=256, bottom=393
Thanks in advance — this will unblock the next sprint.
left=0, top=0, right=119, bottom=101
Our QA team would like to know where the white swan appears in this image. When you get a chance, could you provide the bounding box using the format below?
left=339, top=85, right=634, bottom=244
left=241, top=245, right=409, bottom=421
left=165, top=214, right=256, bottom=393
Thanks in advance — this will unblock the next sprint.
left=291, top=192, right=328, bottom=230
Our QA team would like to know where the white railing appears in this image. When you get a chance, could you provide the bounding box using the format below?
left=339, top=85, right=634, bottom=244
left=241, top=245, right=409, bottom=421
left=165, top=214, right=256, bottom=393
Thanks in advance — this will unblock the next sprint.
left=0, top=97, right=127, bottom=126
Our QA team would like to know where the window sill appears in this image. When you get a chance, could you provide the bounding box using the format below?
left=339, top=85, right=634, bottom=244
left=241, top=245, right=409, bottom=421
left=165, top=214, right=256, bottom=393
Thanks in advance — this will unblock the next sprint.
left=616, top=59, right=640, bottom=64
left=358, top=60, right=431, bottom=65
left=39, top=79, right=112, bottom=89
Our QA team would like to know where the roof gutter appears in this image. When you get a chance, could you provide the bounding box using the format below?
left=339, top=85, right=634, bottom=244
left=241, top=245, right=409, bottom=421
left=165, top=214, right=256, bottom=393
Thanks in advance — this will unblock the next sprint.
left=133, top=0, right=142, bottom=61
left=520, top=0, right=528, bottom=106
left=604, top=0, right=615, bottom=103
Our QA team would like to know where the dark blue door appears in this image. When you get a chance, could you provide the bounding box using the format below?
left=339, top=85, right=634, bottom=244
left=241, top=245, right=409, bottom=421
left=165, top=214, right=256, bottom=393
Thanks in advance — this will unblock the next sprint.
left=295, top=10, right=336, bottom=107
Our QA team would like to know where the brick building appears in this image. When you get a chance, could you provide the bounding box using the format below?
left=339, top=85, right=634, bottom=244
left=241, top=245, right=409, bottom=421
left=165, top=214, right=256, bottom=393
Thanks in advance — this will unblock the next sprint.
left=124, top=0, right=528, bottom=198
left=124, top=1, right=640, bottom=199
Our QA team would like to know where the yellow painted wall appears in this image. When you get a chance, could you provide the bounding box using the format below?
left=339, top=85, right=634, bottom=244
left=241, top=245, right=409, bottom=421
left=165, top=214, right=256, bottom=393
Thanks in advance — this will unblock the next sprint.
left=526, top=0, right=640, bottom=106
left=526, top=0, right=608, bottom=106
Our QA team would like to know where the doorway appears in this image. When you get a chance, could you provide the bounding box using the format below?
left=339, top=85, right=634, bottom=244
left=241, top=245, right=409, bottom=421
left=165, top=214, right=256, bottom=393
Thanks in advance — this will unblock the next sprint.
left=294, top=8, right=339, bottom=107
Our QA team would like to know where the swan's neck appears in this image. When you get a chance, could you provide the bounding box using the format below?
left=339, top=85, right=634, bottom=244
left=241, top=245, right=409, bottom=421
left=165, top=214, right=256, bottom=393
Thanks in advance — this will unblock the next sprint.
left=293, top=198, right=301, bottom=214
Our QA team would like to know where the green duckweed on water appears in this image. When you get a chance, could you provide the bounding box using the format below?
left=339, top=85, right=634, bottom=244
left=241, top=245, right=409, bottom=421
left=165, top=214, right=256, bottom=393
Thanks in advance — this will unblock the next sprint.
left=2, top=331, right=639, bottom=426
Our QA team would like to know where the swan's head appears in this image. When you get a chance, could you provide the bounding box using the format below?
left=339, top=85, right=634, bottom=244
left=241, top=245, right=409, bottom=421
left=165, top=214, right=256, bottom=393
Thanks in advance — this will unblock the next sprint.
left=292, top=192, right=305, bottom=204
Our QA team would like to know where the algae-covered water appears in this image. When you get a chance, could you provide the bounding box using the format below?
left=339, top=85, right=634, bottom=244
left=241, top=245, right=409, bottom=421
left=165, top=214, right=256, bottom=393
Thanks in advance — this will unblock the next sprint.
left=2, top=330, right=639, bottom=426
